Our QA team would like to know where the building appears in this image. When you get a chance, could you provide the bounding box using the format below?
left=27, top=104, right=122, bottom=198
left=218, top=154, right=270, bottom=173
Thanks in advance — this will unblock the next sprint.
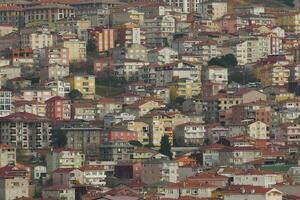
left=21, top=27, right=55, bottom=50
left=24, top=4, right=75, bottom=25
left=45, top=80, right=71, bottom=97
left=116, top=27, right=146, bottom=47
left=169, top=78, right=201, bottom=100
left=233, top=169, right=277, bottom=188
left=174, top=122, right=206, bottom=146
left=142, top=159, right=179, bottom=184
left=42, top=186, right=75, bottom=200
left=144, top=15, right=176, bottom=47
left=45, top=96, right=71, bottom=120
left=247, top=121, right=269, bottom=140
left=61, top=39, right=86, bottom=62
left=99, top=140, right=134, bottom=161
left=276, top=12, right=300, bottom=34
left=0, top=175, right=29, bottom=200
left=0, top=89, right=12, bottom=117
left=198, top=0, right=228, bottom=20
left=163, top=0, right=200, bottom=13
left=0, top=144, right=15, bottom=167
left=203, top=65, right=228, bottom=84
left=39, top=46, right=69, bottom=67
left=221, top=185, right=282, bottom=200
left=0, top=112, right=52, bottom=150
left=127, top=121, right=150, bottom=145
left=46, top=148, right=85, bottom=173
left=80, top=165, right=106, bottom=186
left=68, top=75, right=95, bottom=99
left=148, top=47, right=179, bottom=64
left=94, top=28, right=115, bottom=52
left=40, top=64, right=69, bottom=81
left=71, top=102, right=96, bottom=121
left=96, top=97, right=122, bottom=119
left=142, top=113, right=173, bottom=146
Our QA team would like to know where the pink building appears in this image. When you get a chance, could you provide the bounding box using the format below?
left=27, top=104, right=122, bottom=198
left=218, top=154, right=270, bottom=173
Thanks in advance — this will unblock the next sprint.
left=108, top=128, right=138, bottom=142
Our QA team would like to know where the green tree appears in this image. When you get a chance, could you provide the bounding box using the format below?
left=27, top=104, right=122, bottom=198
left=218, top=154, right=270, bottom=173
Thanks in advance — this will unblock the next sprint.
left=208, top=54, right=237, bottom=68
left=68, top=89, right=82, bottom=102
left=51, top=130, right=67, bottom=148
left=159, top=135, right=173, bottom=159
left=129, top=140, right=143, bottom=147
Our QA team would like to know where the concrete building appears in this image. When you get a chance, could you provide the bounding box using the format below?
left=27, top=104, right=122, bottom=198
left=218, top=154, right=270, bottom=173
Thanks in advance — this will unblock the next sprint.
left=247, top=121, right=269, bottom=140
left=94, top=28, right=115, bottom=52
left=198, top=0, right=228, bottom=20
left=0, top=175, right=29, bottom=200
left=99, top=140, right=134, bottom=161
left=144, top=15, right=176, bottom=47
left=24, top=4, right=75, bottom=25
left=148, top=47, right=179, bottom=64
left=40, top=64, right=69, bottom=81
left=21, top=27, right=55, bottom=50
left=0, top=89, right=12, bottom=117
left=68, top=75, right=95, bottom=99
left=39, top=46, right=69, bottom=67
left=174, top=122, right=206, bottom=146
left=0, top=112, right=52, bottom=150
left=0, top=144, right=15, bottom=167
left=142, top=159, right=179, bottom=184
left=45, top=96, right=71, bottom=120
left=42, top=186, right=75, bottom=200
left=163, top=0, right=200, bottom=13
left=45, top=80, right=71, bottom=97
left=46, top=148, right=85, bottom=173
left=61, top=39, right=86, bottom=62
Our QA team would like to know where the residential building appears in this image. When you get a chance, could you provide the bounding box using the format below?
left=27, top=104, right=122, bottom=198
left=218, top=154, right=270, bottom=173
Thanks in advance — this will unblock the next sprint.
left=104, top=112, right=135, bottom=128
left=169, top=78, right=201, bottom=100
left=94, top=28, right=115, bottom=52
left=144, top=15, right=176, bottom=47
left=96, top=97, right=122, bottom=119
left=233, top=169, right=277, bottom=188
left=125, top=99, right=161, bottom=117
left=39, top=46, right=69, bottom=67
left=127, top=121, right=150, bottom=145
left=116, top=27, right=146, bottom=47
left=42, top=186, right=75, bottom=200
left=20, top=27, right=55, bottom=50
left=0, top=175, right=29, bottom=200
left=198, top=0, right=228, bottom=20
left=114, top=59, right=147, bottom=81
left=107, top=128, right=138, bottom=142
left=0, top=89, right=11, bottom=117
left=148, top=47, right=179, bottom=64
left=22, top=89, right=52, bottom=103
left=247, top=121, right=269, bottom=140
left=142, top=113, right=173, bottom=146
left=24, top=4, right=75, bottom=24
left=80, top=165, right=106, bottom=186
left=276, top=12, right=300, bottom=34
left=45, top=80, right=71, bottom=97
left=72, top=102, right=96, bottom=121
left=275, top=123, right=300, bottom=144
left=68, top=75, right=96, bottom=99
left=61, top=39, right=86, bottom=62
left=163, top=0, right=200, bottom=13
left=203, top=65, right=228, bottom=84
left=99, top=140, right=134, bottom=161
left=45, top=96, right=71, bottom=120
left=142, top=159, right=179, bottom=184
left=40, top=64, right=69, bottom=81
left=53, top=168, right=83, bottom=188
left=0, top=144, right=16, bottom=167
left=174, top=122, right=206, bottom=146
left=46, top=148, right=85, bottom=173
left=0, top=112, right=52, bottom=149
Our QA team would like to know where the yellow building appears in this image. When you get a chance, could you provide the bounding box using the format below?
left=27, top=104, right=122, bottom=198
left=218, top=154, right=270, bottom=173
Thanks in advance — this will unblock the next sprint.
left=275, top=93, right=295, bottom=102
left=169, top=78, right=201, bottom=100
left=276, top=12, right=300, bottom=33
left=272, top=66, right=290, bottom=86
left=62, top=39, right=86, bottom=62
left=69, top=75, right=95, bottom=99
left=142, top=113, right=173, bottom=147
left=127, top=121, right=150, bottom=145
left=0, top=25, right=17, bottom=37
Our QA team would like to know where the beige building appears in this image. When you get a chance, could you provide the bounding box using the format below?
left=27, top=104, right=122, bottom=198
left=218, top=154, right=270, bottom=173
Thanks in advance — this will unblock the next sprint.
left=199, top=1, right=228, bottom=20
left=21, top=27, right=55, bottom=50
left=40, top=64, right=69, bottom=81
left=42, top=187, right=75, bottom=200
left=247, top=121, right=269, bottom=140
left=0, top=25, right=17, bottom=37
left=62, top=39, right=86, bottom=62
left=0, top=176, right=29, bottom=200
left=127, top=121, right=150, bottom=145
left=0, top=144, right=16, bottom=167
left=46, top=148, right=85, bottom=173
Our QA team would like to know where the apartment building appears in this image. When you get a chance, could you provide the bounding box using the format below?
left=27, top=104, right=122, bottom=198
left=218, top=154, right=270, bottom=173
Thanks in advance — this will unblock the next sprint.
left=144, top=15, right=176, bottom=47
left=0, top=144, right=15, bottom=167
left=174, top=122, right=206, bottom=146
left=39, top=46, right=69, bottom=67
left=198, top=0, right=228, bottom=20
left=45, top=80, right=71, bottom=97
left=0, top=175, right=29, bottom=200
left=94, top=28, right=115, bottom=52
left=0, top=89, right=11, bottom=117
left=68, top=75, right=95, bottom=99
left=45, top=96, right=71, bottom=120
left=21, top=27, right=55, bottom=50
left=142, top=159, right=179, bottom=184
left=0, top=112, right=52, bottom=149
left=46, top=148, right=85, bottom=173
left=61, top=39, right=86, bottom=62
left=163, top=0, right=200, bottom=13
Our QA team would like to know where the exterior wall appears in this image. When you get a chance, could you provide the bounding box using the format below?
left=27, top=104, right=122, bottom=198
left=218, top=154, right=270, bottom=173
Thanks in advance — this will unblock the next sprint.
left=0, top=177, right=29, bottom=200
